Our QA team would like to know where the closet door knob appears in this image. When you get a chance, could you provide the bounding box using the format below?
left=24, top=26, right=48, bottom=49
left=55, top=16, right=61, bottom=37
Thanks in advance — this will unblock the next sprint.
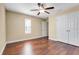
left=66, top=30, right=70, bottom=32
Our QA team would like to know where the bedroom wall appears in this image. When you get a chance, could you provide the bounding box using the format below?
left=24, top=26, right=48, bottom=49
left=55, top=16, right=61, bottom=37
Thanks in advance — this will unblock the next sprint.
left=48, top=15, right=56, bottom=40
left=0, top=4, right=6, bottom=54
left=6, top=11, right=47, bottom=43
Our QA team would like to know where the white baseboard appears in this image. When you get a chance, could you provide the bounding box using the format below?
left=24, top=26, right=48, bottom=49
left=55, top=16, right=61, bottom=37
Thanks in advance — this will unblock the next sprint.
left=7, top=36, right=47, bottom=44
left=0, top=42, right=6, bottom=55
left=48, top=37, right=58, bottom=41
left=0, top=36, right=47, bottom=54
left=49, top=37, right=79, bottom=47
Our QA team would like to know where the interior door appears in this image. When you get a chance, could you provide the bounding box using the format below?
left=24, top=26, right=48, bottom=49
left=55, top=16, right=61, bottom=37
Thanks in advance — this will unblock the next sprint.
left=67, top=14, right=75, bottom=45
left=56, top=13, right=79, bottom=46
left=41, top=21, right=48, bottom=37
left=67, top=13, right=79, bottom=46
left=77, top=13, right=79, bottom=45
left=56, top=15, right=68, bottom=43
left=70, top=13, right=79, bottom=46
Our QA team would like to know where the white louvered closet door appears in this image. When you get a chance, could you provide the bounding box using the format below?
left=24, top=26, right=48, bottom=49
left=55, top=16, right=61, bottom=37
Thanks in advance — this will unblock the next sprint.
left=67, top=13, right=79, bottom=46
left=56, top=15, right=68, bottom=43
left=67, top=14, right=76, bottom=45
left=56, top=13, right=79, bottom=46
left=77, top=13, right=79, bottom=45
left=70, top=13, right=79, bottom=46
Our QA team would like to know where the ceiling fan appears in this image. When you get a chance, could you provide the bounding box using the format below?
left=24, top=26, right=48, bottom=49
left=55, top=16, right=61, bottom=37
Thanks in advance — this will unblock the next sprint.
left=30, top=3, right=54, bottom=15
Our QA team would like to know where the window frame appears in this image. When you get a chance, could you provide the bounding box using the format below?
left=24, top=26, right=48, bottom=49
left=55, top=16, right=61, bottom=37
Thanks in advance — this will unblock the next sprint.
left=25, top=18, right=31, bottom=34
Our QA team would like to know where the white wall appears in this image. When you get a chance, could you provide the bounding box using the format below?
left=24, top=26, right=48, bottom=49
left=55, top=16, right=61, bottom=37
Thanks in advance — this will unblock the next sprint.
left=6, top=11, right=47, bottom=43
left=0, top=4, right=6, bottom=54
left=48, top=15, right=56, bottom=40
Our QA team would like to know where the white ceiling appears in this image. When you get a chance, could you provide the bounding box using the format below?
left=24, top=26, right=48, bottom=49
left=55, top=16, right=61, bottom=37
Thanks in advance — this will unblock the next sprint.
left=4, top=3, right=79, bottom=19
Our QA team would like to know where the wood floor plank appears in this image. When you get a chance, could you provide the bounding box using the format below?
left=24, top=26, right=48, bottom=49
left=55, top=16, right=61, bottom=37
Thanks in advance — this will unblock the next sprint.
left=3, top=37, right=79, bottom=55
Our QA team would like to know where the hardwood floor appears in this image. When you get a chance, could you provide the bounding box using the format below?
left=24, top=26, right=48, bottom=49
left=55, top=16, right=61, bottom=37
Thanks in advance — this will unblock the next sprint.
left=3, top=37, right=79, bottom=55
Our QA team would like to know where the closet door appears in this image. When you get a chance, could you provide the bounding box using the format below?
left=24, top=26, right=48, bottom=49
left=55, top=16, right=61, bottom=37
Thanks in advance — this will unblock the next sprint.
left=77, top=13, right=79, bottom=45
left=56, top=16, right=68, bottom=43
left=75, top=13, right=79, bottom=46
left=67, top=13, right=79, bottom=46
left=67, top=14, right=75, bottom=45
left=65, top=15, right=69, bottom=43
left=56, top=13, right=79, bottom=46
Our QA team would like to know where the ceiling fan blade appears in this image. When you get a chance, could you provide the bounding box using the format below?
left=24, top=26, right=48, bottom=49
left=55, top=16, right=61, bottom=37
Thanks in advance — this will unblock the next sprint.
left=31, top=9, right=39, bottom=11
left=38, top=3, right=41, bottom=7
left=45, top=7, right=54, bottom=10
left=37, top=12, right=40, bottom=15
left=41, top=4, right=44, bottom=8
left=44, top=11, right=50, bottom=14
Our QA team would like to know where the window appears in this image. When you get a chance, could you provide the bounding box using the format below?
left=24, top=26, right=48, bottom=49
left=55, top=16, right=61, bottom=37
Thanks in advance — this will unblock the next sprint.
left=25, top=19, right=31, bottom=34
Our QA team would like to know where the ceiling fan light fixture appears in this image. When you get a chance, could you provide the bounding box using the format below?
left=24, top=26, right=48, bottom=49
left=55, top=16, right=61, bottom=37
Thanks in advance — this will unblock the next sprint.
left=39, top=9, right=45, bottom=13
left=31, top=3, right=54, bottom=15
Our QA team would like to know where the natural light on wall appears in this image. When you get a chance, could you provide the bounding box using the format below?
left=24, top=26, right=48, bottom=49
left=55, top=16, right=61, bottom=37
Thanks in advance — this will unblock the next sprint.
left=25, top=19, right=31, bottom=34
